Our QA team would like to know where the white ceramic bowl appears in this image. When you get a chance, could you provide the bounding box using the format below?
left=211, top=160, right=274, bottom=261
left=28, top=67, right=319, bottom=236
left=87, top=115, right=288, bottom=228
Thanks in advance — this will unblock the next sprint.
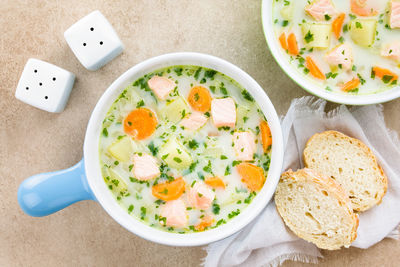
left=84, top=52, right=284, bottom=246
left=261, top=0, right=400, bottom=105
left=17, top=52, right=284, bottom=246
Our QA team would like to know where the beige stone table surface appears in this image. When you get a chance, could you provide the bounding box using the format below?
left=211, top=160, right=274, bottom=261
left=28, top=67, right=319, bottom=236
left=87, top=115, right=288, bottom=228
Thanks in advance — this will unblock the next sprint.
left=1, top=0, right=399, bottom=266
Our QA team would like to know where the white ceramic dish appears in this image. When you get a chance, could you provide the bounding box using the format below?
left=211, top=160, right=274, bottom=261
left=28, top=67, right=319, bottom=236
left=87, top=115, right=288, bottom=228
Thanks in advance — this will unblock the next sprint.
left=261, top=0, right=400, bottom=105
left=19, top=52, right=284, bottom=246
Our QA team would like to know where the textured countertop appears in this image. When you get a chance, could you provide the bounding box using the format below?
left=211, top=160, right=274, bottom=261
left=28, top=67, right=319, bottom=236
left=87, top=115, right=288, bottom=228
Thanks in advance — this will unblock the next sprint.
left=1, top=1, right=399, bottom=266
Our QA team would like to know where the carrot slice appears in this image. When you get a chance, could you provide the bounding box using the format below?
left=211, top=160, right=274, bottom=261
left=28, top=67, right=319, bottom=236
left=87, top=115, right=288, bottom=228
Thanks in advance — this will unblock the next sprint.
left=287, top=33, right=299, bottom=56
left=188, top=86, right=212, bottom=113
left=341, top=78, right=360, bottom=92
left=306, top=56, right=326, bottom=80
left=332, top=13, right=345, bottom=39
left=205, top=177, right=225, bottom=189
left=195, top=216, right=214, bottom=231
left=260, top=120, right=272, bottom=152
left=236, top=163, right=265, bottom=192
left=372, top=66, right=398, bottom=83
left=279, top=33, right=288, bottom=50
left=152, top=178, right=186, bottom=201
left=123, top=108, right=158, bottom=140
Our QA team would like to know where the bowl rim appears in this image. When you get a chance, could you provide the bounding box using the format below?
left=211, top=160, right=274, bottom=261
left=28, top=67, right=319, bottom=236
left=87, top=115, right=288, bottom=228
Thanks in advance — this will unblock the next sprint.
left=261, top=0, right=400, bottom=105
left=83, top=52, right=284, bottom=246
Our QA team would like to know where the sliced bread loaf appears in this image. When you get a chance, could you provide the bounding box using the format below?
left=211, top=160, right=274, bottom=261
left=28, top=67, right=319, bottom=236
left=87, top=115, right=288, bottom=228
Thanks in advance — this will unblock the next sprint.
left=303, top=131, right=387, bottom=212
left=275, top=168, right=358, bottom=250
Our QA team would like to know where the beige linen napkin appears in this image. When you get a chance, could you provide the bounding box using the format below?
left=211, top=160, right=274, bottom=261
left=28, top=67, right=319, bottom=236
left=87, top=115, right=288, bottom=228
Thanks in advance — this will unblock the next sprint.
left=203, top=97, right=400, bottom=267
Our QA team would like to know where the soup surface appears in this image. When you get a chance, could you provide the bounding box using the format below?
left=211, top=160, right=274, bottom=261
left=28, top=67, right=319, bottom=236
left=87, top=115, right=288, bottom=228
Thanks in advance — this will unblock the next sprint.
left=272, top=0, right=400, bottom=95
left=99, top=65, right=272, bottom=233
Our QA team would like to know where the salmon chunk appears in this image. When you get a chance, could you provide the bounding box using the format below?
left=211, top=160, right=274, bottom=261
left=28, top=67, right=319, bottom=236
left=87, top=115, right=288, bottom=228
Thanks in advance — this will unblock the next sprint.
left=305, top=0, right=337, bottom=21
left=160, top=199, right=188, bottom=228
left=147, top=76, right=176, bottom=100
left=180, top=112, right=208, bottom=131
left=390, top=0, right=400, bottom=28
left=211, top=98, right=236, bottom=128
left=381, top=42, right=400, bottom=62
left=133, top=153, right=160, bottom=181
left=325, top=43, right=353, bottom=70
left=233, top=131, right=256, bottom=161
left=351, top=0, right=379, bottom=17
left=188, top=182, right=215, bottom=210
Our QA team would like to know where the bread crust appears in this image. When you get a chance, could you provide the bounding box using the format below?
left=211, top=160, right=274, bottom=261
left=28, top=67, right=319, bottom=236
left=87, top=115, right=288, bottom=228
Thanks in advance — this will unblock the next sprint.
left=276, top=168, right=359, bottom=250
left=303, top=130, right=388, bottom=212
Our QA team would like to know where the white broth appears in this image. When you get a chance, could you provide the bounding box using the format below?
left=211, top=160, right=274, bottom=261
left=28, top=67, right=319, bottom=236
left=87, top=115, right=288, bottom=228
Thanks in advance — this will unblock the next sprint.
left=99, top=65, right=272, bottom=233
left=272, top=0, right=400, bottom=95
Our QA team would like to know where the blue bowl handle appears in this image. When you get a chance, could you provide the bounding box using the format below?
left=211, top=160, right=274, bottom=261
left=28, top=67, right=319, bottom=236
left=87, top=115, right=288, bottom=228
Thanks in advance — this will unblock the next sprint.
left=18, top=158, right=96, bottom=217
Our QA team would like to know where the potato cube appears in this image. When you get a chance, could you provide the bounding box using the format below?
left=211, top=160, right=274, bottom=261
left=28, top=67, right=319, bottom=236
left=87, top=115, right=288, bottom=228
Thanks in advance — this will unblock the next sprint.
left=158, top=137, right=192, bottom=170
left=236, top=105, right=251, bottom=128
left=107, top=168, right=128, bottom=194
left=350, top=19, right=377, bottom=47
left=161, top=96, right=190, bottom=123
left=301, top=23, right=331, bottom=49
left=107, top=136, right=134, bottom=162
left=280, top=5, right=293, bottom=20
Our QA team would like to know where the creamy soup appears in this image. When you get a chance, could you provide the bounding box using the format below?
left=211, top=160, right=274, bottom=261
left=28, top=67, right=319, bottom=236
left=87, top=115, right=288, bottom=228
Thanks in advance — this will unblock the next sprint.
left=272, top=0, right=400, bottom=95
left=99, top=65, right=272, bottom=233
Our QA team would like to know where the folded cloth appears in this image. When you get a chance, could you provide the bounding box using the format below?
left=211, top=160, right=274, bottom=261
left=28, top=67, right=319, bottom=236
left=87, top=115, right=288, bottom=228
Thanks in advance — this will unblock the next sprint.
left=203, top=97, right=400, bottom=267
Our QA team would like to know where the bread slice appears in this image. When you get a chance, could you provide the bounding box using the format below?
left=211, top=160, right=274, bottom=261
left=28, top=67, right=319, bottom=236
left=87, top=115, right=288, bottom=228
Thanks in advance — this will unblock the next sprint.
left=303, top=131, right=387, bottom=212
left=275, top=169, right=358, bottom=250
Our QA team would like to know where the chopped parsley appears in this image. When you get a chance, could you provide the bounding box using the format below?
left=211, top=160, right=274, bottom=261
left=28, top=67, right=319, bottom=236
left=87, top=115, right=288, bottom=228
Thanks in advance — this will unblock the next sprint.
left=220, top=84, right=228, bottom=95
left=228, top=209, right=241, bottom=219
left=174, top=67, right=183, bottom=76
left=244, top=192, right=257, bottom=204
left=216, top=219, right=226, bottom=226
left=194, top=68, right=202, bottom=80
left=188, top=139, right=199, bottom=150
left=232, top=160, right=241, bottom=167
left=128, top=205, right=134, bottom=213
left=130, top=177, right=150, bottom=186
left=136, top=99, right=145, bottom=108
left=102, top=128, right=108, bottom=137
left=304, top=31, right=314, bottom=43
left=204, top=70, right=217, bottom=79
left=189, top=161, right=198, bottom=173
left=225, top=165, right=231, bottom=176
left=382, top=75, right=394, bottom=84
left=241, top=90, right=254, bottom=101
left=148, top=142, right=158, bottom=156
left=173, top=157, right=182, bottom=163
left=212, top=202, right=220, bottom=215
left=203, top=160, right=212, bottom=173
left=159, top=216, right=167, bottom=225
left=140, top=207, right=147, bottom=220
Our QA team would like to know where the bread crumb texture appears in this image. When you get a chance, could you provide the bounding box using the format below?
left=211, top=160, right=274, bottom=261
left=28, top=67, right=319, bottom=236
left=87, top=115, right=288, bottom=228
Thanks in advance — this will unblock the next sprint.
left=303, top=131, right=387, bottom=212
left=275, top=169, right=359, bottom=250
